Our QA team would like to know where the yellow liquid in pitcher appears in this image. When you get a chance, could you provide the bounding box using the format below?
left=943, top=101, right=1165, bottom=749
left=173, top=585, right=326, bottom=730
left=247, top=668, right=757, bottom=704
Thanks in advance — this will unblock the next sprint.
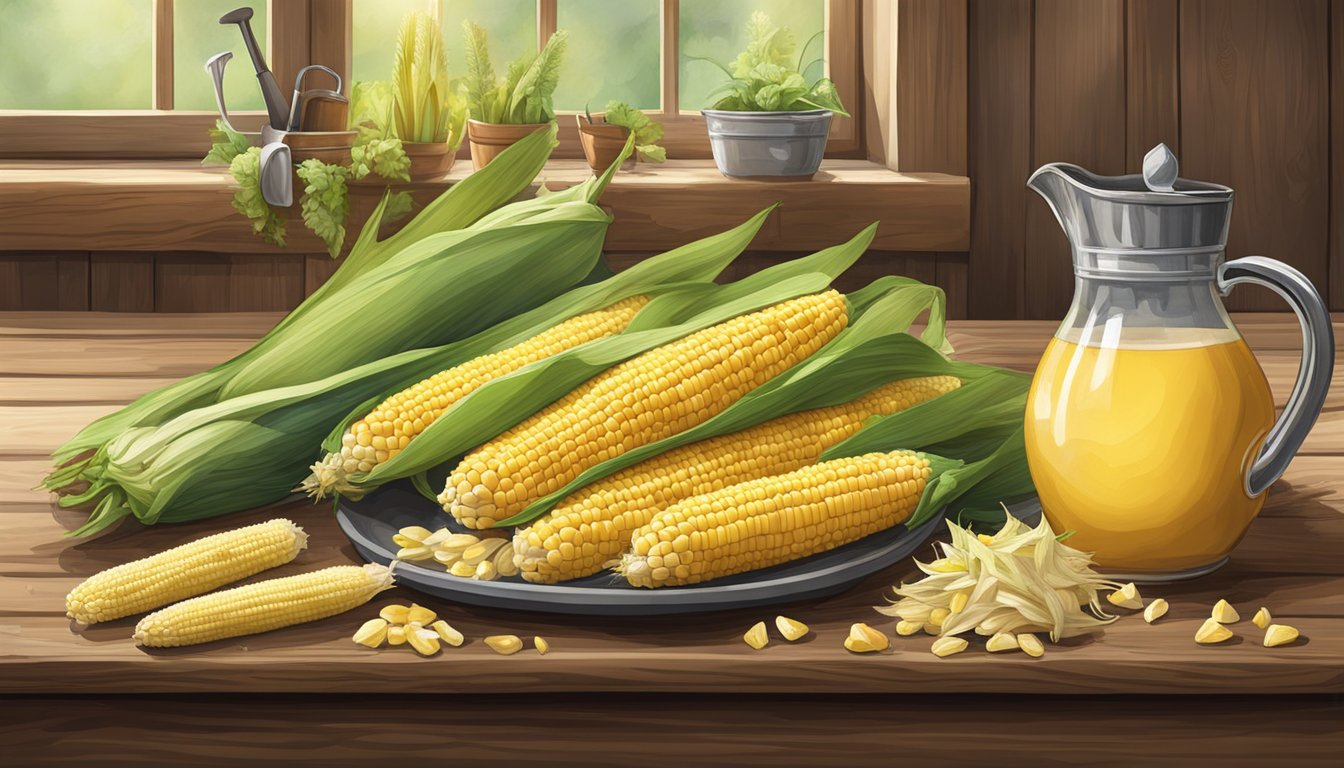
left=1024, top=327, right=1275, bottom=572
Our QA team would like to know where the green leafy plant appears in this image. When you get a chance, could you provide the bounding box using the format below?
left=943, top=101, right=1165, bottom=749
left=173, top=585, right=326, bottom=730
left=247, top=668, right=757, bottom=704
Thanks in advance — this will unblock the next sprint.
left=203, top=119, right=251, bottom=166
left=296, top=159, right=351, bottom=258
left=585, top=100, right=666, bottom=163
left=228, top=147, right=286, bottom=247
left=463, top=21, right=567, bottom=124
left=694, top=12, right=848, bottom=115
left=391, top=11, right=466, bottom=144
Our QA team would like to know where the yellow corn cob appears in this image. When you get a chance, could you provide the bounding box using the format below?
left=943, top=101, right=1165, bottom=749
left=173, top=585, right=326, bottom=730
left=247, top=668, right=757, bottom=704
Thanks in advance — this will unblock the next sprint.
left=513, top=376, right=960, bottom=583
left=132, top=563, right=394, bottom=647
left=620, top=451, right=933, bottom=588
left=65, top=519, right=308, bottom=625
left=441, top=291, right=849, bottom=529
left=302, top=295, right=649, bottom=498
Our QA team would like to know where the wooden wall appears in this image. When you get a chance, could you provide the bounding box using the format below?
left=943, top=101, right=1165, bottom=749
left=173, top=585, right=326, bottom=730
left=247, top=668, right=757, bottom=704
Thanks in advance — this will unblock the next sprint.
left=966, top=0, right=1343, bottom=318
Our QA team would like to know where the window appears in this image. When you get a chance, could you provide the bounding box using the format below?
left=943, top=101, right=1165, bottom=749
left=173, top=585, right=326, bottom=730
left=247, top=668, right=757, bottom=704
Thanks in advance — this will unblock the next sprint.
left=0, top=0, right=858, bottom=159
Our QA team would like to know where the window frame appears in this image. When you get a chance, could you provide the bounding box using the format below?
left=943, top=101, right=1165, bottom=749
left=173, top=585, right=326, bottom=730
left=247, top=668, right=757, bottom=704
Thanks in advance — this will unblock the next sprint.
left=0, top=0, right=861, bottom=160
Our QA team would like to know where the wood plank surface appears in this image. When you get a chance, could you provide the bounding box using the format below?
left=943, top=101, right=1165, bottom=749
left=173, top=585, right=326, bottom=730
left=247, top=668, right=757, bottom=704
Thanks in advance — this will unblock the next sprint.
left=895, top=0, right=968, bottom=176
left=1125, top=0, right=1181, bottom=170
left=0, top=338, right=251, bottom=377
left=154, top=254, right=305, bottom=312
left=90, top=254, right=155, bottom=312
left=1333, top=0, right=1344, bottom=311
left=1, top=693, right=1339, bottom=768
left=0, top=254, right=89, bottom=311
left=1180, top=0, right=1331, bottom=311
left=0, top=160, right=971, bottom=254
left=966, top=0, right=1031, bottom=320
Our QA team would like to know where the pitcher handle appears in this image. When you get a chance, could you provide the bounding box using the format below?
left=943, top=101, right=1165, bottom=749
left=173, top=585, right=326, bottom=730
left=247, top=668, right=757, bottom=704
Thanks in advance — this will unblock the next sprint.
left=1217, top=257, right=1335, bottom=496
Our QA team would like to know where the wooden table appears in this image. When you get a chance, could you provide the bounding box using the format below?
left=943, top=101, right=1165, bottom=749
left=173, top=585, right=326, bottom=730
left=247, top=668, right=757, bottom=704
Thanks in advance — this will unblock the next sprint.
left=2, top=312, right=1341, bottom=765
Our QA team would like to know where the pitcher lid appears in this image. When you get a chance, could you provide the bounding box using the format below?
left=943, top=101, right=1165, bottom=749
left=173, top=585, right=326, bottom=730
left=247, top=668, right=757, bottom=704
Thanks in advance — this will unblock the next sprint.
left=1028, top=144, right=1233, bottom=251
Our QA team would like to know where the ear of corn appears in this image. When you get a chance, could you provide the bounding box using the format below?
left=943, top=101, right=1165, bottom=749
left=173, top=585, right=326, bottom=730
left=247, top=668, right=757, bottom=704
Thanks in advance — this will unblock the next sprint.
left=133, top=563, right=395, bottom=647
left=620, top=451, right=950, bottom=588
left=443, top=290, right=851, bottom=529
left=513, top=376, right=961, bottom=583
left=65, top=519, right=307, bottom=625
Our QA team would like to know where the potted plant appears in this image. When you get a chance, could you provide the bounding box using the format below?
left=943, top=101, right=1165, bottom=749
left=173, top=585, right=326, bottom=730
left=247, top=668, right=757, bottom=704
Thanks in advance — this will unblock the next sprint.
left=576, top=100, right=666, bottom=172
left=694, top=12, right=849, bottom=179
left=387, top=11, right=465, bottom=178
left=462, top=21, right=567, bottom=171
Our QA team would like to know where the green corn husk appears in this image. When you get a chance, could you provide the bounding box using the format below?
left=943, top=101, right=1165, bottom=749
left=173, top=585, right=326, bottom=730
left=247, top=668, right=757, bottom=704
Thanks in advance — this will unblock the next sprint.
left=343, top=223, right=881, bottom=496
left=47, top=124, right=561, bottom=469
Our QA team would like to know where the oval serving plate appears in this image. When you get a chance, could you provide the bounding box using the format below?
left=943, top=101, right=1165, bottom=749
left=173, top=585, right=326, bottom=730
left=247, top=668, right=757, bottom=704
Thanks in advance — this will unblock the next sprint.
left=336, top=482, right=1042, bottom=616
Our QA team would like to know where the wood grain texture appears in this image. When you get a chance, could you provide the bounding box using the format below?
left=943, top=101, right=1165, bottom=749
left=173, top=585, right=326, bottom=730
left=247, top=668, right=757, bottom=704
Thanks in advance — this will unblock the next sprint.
left=268, top=0, right=312, bottom=112
left=90, top=254, right=154, bottom=312
left=1026, top=0, right=1126, bottom=321
left=1, top=694, right=1339, bottom=767
left=0, top=112, right=266, bottom=160
left=1332, top=0, right=1344, bottom=311
left=1126, top=0, right=1181, bottom=170
left=0, top=254, right=89, bottom=311
left=895, top=0, right=968, bottom=175
left=966, top=0, right=1030, bottom=320
left=308, top=0, right=351, bottom=94
left=1180, top=0, right=1331, bottom=311
left=151, top=0, right=173, bottom=110
left=154, top=254, right=305, bottom=312
left=0, top=160, right=970, bottom=254
left=935, top=253, right=969, bottom=319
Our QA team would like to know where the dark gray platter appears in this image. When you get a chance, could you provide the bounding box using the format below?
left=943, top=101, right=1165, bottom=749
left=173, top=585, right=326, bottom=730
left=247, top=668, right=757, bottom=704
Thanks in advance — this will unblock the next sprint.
left=336, top=482, right=1042, bottom=616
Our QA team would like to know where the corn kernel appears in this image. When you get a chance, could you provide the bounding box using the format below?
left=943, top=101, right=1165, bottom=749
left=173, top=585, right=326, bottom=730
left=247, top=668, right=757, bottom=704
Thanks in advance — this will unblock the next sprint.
left=396, top=546, right=435, bottom=562
left=449, top=560, right=477, bottom=578
left=1106, top=582, right=1143, bottom=610
left=387, top=625, right=408, bottom=645
left=843, top=622, right=889, bottom=653
left=484, top=634, right=524, bottom=655
left=1252, top=607, right=1272, bottom=630
left=931, top=635, right=968, bottom=657
left=397, top=526, right=433, bottom=543
left=1143, top=598, right=1169, bottom=624
left=474, top=561, right=498, bottom=581
left=743, top=621, right=769, bottom=650
left=379, top=604, right=410, bottom=624
left=949, top=591, right=970, bottom=615
left=407, top=604, right=437, bottom=625
left=420, top=528, right=452, bottom=548
left=928, top=607, right=950, bottom=628
left=1263, top=624, right=1299, bottom=648
left=774, top=615, right=809, bottom=642
left=977, top=533, right=995, bottom=546
left=922, top=623, right=941, bottom=636
left=407, top=628, right=441, bottom=656
left=534, top=636, right=550, bottom=655
left=434, top=549, right=462, bottom=565
left=1211, top=599, right=1239, bottom=624
left=461, top=539, right=506, bottom=566
left=986, top=632, right=1019, bottom=653
left=352, top=618, right=389, bottom=648
left=895, top=620, right=922, bottom=636
left=392, top=534, right=422, bottom=548
left=1195, top=618, right=1234, bottom=644
left=430, top=620, right=464, bottom=647
left=1017, top=633, right=1045, bottom=658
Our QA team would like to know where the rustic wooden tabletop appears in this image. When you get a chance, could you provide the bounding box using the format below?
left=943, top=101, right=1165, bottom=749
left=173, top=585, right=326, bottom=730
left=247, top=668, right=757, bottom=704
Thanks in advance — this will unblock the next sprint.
left=1, top=311, right=1341, bottom=765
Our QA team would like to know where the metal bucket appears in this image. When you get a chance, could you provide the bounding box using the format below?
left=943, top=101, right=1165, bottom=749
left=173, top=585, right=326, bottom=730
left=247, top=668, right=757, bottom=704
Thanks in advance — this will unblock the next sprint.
left=702, top=109, right=832, bottom=179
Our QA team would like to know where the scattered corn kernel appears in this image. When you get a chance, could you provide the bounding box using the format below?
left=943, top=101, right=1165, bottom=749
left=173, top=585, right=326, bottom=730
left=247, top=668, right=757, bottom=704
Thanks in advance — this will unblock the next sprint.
left=398, top=526, right=433, bottom=543
left=949, top=591, right=970, bottom=615
left=392, top=534, right=422, bottom=548
left=896, top=620, right=922, bottom=636
left=475, top=561, right=498, bottom=581
left=408, top=627, right=442, bottom=656
left=1195, top=617, right=1234, bottom=644
left=743, top=621, right=770, bottom=650
left=406, top=604, right=437, bottom=624
left=1106, top=582, right=1143, bottom=610
left=775, top=615, right=809, bottom=642
left=461, top=539, right=506, bottom=567
left=1211, top=599, right=1240, bottom=624
left=922, top=623, right=941, bottom=636
left=352, top=618, right=389, bottom=648
left=429, top=620, right=464, bottom=647
left=986, top=632, right=1020, bottom=653
left=449, top=560, right=477, bottom=578
left=931, top=635, right=968, bottom=657
left=484, top=634, right=524, bottom=655
left=439, top=533, right=481, bottom=552
left=379, top=604, right=410, bottom=624
left=1252, top=607, right=1272, bottom=630
left=494, top=545, right=520, bottom=577
left=928, top=607, right=950, bottom=628
left=434, top=549, right=462, bottom=565
left=1017, top=633, right=1045, bottom=658
left=387, top=625, right=407, bottom=645
left=843, top=622, right=889, bottom=653
left=396, top=546, right=435, bottom=562
left=534, top=636, right=550, bottom=655
left=420, top=528, right=452, bottom=548
left=1143, top=598, right=1170, bottom=624
left=1263, top=624, right=1299, bottom=648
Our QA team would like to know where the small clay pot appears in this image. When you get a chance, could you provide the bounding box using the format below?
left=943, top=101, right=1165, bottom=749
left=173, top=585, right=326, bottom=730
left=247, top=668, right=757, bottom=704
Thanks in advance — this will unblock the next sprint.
left=576, top=114, right=634, bottom=172
left=467, top=120, right=551, bottom=171
left=402, top=141, right=457, bottom=180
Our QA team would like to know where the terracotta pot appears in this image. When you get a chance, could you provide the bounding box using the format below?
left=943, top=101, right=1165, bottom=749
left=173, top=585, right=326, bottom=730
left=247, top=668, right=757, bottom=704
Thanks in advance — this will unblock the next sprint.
left=402, top=141, right=457, bottom=180
left=282, top=130, right=356, bottom=165
left=467, top=120, right=551, bottom=171
left=576, top=114, right=635, bottom=172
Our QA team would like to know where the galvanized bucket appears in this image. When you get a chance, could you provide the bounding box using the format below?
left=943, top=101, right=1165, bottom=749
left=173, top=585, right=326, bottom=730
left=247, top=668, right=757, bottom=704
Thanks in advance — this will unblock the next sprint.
left=702, top=109, right=832, bottom=179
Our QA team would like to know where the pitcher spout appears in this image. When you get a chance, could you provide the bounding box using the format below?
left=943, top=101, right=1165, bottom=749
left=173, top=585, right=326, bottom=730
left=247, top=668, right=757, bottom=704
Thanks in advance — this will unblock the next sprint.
left=1026, top=163, right=1087, bottom=245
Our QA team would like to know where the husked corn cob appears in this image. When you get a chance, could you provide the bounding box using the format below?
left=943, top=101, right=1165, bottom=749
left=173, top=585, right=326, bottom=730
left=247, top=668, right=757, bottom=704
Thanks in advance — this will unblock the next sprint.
left=621, top=451, right=933, bottom=588
left=65, top=519, right=308, bottom=625
left=441, top=291, right=849, bottom=529
left=132, top=563, right=394, bottom=647
left=513, top=376, right=960, bottom=583
left=303, top=296, right=649, bottom=498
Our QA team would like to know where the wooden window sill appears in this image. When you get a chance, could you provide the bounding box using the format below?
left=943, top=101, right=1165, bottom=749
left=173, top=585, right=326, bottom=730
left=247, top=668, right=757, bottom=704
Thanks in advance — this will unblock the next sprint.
left=0, top=160, right=969, bottom=254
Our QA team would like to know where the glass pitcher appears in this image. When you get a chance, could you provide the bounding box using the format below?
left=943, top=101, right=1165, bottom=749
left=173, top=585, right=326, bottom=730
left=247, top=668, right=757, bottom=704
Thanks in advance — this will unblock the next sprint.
left=1023, top=145, right=1335, bottom=581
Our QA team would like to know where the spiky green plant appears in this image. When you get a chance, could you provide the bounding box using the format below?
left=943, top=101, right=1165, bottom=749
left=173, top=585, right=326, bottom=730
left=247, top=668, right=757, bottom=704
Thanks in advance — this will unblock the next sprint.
left=462, top=21, right=567, bottom=124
